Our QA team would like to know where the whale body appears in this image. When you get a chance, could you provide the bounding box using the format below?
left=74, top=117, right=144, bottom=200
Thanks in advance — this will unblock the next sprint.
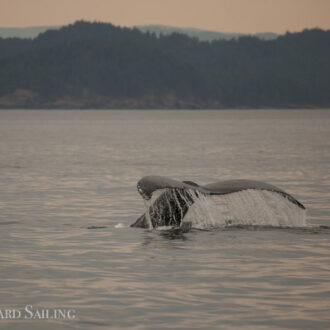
left=131, top=176, right=305, bottom=229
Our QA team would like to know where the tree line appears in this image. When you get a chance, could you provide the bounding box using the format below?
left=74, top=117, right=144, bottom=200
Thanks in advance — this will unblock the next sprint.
left=0, top=21, right=329, bottom=108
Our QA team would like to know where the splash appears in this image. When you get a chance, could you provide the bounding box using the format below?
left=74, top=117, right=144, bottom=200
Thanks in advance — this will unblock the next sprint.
left=114, top=223, right=127, bottom=228
left=144, top=188, right=306, bottom=229
left=143, top=198, right=154, bottom=229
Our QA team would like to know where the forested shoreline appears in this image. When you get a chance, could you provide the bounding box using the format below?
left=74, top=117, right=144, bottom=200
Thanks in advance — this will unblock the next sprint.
left=0, top=21, right=329, bottom=109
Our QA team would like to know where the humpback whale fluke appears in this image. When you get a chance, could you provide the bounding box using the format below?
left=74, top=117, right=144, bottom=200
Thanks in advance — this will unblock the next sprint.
left=131, top=176, right=305, bottom=229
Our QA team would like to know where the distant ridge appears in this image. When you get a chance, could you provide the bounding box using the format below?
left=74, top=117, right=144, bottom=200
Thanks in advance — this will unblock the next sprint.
left=0, top=24, right=277, bottom=41
left=136, top=25, right=278, bottom=41
left=0, top=26, right=61, bottom=39
left=0, top=21, right=329, bottom=109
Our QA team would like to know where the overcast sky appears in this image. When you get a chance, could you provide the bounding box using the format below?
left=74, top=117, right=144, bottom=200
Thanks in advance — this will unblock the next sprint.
left=1, top=0, right=329, bottom=33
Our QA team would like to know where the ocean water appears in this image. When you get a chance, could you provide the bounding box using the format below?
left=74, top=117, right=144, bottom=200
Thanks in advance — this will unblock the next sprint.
left=0, top=109, right=329, bottom=329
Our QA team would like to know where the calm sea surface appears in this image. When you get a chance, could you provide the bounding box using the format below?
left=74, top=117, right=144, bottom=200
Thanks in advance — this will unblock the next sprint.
left=0, top=109, right=329, bottom=329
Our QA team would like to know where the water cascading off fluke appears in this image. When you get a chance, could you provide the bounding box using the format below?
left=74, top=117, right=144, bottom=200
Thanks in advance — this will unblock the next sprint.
left=143, top=188, right=306, bottom=229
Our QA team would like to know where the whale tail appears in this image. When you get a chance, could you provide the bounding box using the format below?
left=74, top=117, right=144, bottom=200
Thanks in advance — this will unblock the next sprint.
left=132, top=176, right=305, bottom=229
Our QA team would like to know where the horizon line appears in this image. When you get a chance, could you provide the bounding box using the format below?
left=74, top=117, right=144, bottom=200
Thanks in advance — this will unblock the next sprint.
left=0, top=20, right=328, bottom=36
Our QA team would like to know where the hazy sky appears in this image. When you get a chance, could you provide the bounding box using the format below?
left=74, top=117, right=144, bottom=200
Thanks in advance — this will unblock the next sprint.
left=1, top=0, right=330, bottom=33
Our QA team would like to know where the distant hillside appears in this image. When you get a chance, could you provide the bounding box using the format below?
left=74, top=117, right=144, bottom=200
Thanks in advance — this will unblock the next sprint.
left=0, top=21, right=329, bottom=109
left=0, top=24, right=277, bottom=41
left=0, top=26, right=60, bottom=39
left=136, top=25, right=278, bottom=41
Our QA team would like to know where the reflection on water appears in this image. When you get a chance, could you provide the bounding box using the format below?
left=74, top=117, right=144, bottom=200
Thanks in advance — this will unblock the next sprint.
left=0, top=110, right=330, bottom=329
